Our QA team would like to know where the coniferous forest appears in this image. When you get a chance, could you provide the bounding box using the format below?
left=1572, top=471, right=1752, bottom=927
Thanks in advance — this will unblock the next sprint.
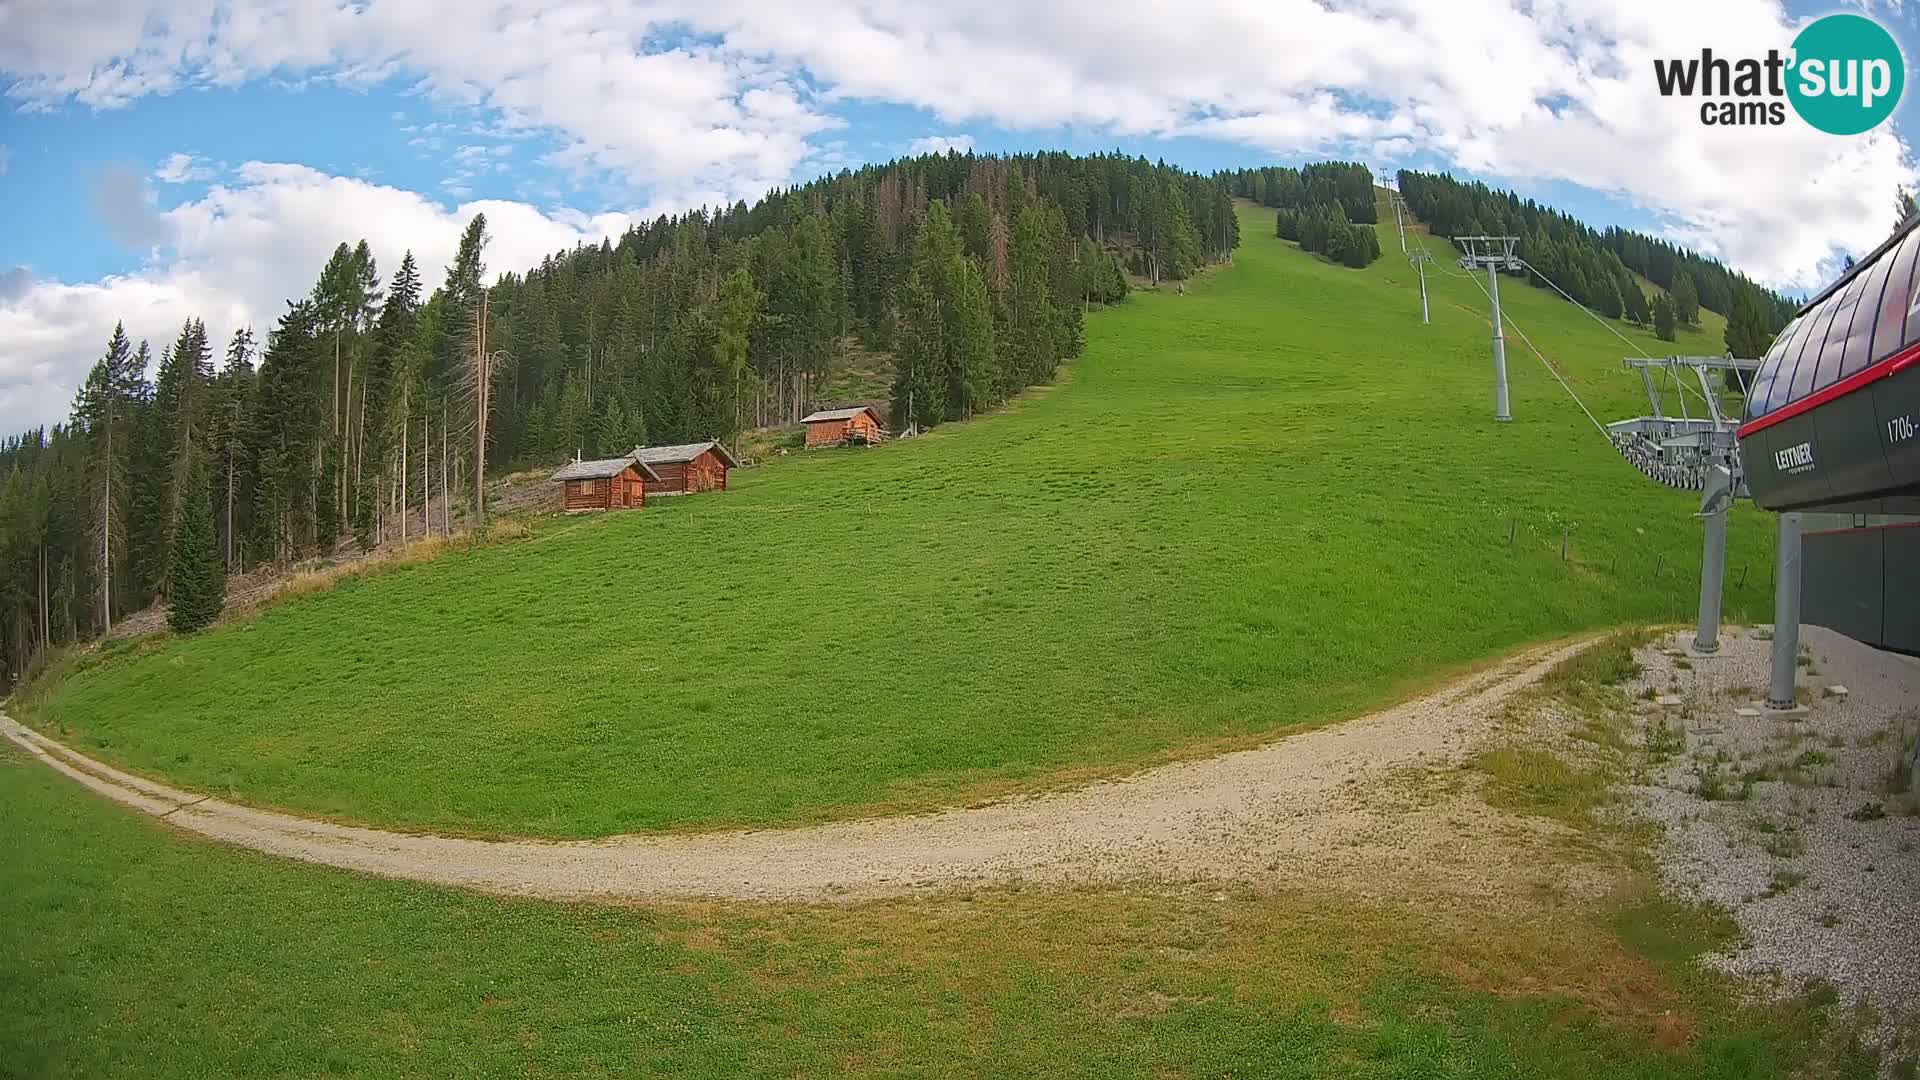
left=1219, top=163, right=1385, bottom=268
left=1395, top=170, right=1799, bottom=350
left=0, top=151, right=1237, bottom=684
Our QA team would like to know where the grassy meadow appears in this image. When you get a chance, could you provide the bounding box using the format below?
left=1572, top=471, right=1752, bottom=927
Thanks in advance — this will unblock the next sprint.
left=22, top=203, right=1775, bottom=838
left=0, top=742, right=1881, bottom=1080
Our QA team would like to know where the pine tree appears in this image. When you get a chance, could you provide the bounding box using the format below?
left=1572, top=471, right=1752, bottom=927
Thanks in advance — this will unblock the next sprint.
left=1653, top=294, right=1677, bottom=342
left=250, top=302, right=326, bottom=563
left=166, top=454, right=223, bottom=634
left=1725, top=284, right=1776, bottom=361
left=147, top=318, right=213, bottom=595
left=892, top=261, right=947, bottom=431
left=1671, top=273, right=1700, bottom=327
left=356, top=252, right=421, bottom=549
left=707, top=268, right=760, bottom=441
left=71, top=324, right=142, bottom=632
left=210, top=327, right=255, bottom=568
left=950, top=256, right=997, bottom=418
left=1625, top=284, right=1651, bottom=326
left=1007, top=205, right=1058, bottom=385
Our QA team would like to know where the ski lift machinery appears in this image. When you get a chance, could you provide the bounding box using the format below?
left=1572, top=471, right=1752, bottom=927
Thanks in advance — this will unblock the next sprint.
left=1607, top=355, right=1757, bottom=665
left=1607, top=355, right=1758, bottom=660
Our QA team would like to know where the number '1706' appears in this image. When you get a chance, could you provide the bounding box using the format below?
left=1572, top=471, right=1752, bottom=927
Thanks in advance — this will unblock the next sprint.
left=1891, top=415, right=1917, bottom=443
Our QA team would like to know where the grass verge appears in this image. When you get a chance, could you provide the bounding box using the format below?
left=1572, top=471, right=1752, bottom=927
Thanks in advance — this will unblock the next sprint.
left=0, top=743, right=1883, bottom=1080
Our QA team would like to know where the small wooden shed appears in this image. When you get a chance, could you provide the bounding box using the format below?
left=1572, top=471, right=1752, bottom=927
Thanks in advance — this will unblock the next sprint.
left=801, top=406, right=886, bottom=448
left=635, top=441, right=739, bottom=495
left=549, top=451, right=659, bottom=512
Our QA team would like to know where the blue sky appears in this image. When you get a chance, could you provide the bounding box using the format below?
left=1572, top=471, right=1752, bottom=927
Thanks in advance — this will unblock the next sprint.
left=2, top=0, right=1917, bottom=433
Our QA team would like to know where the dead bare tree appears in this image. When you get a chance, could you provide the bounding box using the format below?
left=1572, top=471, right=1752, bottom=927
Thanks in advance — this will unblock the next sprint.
left=455, top=288, right=512, bottom=524
left=440, top=402, right=450, bottom=536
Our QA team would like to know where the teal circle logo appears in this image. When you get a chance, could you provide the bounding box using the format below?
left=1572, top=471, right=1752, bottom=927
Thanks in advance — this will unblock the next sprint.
left=1787, top=14, right=1904, bottom=135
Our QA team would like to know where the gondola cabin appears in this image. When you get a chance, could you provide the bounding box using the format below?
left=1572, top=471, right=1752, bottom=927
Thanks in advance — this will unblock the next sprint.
left=549, top=451, right=658, bottom=512
left=801, top=406, right=886, bottom=448
left=635, top=441, right=739, bottom=495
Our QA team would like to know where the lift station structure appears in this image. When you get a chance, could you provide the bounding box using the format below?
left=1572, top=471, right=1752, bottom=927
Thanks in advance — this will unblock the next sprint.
left=1619, top=211, right=1920, bottom=717
left=1738, top=212, right=1920, bottom=669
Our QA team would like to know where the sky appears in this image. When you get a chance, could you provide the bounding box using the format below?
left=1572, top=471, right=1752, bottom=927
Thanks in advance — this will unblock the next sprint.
left=2, top=0, right=1919, bottom=435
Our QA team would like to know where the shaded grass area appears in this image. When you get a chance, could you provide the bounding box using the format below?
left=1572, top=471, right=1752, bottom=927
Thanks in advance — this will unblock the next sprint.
left=0, top=749, right=1879, bottom=1080
left=28, top=206, right=1779, bottom=837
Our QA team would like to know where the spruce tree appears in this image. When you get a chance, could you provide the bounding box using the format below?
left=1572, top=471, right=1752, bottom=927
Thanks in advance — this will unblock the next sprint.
left=1671, top=273, right=1700, bottom=327
left=950, top=256, right=997, bottom=418
left=1007, top=205, right=1058, bottom=385
left=1625, top=285, right=1651, bottom=326
left=72, top=323, right=142, bottom=633
left=1653, top=294, right=1677, bottom=342
left=166, top=455, right=224, bottom=634
left=1725, top=285, right=1776, bottom=361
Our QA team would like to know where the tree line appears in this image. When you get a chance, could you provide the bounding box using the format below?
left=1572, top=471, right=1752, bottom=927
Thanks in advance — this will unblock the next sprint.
left=0, top=151, right=1238, bottom=687
left=1395, top=169, right=1797, bottom=352
left=1219, top=163, right=1384, bottom=268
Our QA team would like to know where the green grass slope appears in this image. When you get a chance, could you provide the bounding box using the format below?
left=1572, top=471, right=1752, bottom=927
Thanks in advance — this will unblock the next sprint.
left=0, top=745, right=1875, bottom=1079
left=27, top=204, right=1778, bottom=837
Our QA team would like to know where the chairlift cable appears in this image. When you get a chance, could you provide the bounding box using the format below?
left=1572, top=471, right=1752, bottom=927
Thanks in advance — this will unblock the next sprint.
left=1459, top=269, right=1611, bottom=439
left=1518, top=258, right=1715, bottom=413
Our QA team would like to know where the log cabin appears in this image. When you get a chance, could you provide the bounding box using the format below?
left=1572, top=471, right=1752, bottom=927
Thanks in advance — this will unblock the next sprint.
left=635, top=441, right=739, bottom=495
left=801, top=406, right=887, bottom=448
left=549, top=451, right=659, bottom=512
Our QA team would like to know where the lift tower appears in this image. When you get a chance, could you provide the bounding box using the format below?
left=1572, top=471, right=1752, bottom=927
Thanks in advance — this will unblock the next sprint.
left=1408, top=248, right=1432, bottom=325
left=1457, top=236, right=1522, bottom=422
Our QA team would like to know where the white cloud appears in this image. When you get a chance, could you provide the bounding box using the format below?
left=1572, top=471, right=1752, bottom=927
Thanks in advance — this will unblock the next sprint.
left=154, top=151, right=215, bottom=184
left=3, top=0, right=1918, bottom=429
left=0, top=144, right=10, bottom=176
left=906, top=134, right=975, bottom=156
left=0, top=163, right=656, bottom=433
left=0, top=0, right=1908, bottom=291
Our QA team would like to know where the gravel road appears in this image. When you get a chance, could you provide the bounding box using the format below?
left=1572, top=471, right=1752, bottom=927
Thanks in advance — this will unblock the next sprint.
left=1, top=640, right=1590, bottom=903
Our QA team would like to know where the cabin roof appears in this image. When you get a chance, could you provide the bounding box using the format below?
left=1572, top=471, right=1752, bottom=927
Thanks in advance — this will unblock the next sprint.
left=635, top=440, right=740, bottom=468
left=800, top=406, right=879, bottom=424
left=549, top=451, right=661, bottom=482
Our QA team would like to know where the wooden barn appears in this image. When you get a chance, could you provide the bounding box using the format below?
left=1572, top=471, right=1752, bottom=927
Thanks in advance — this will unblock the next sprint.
left=635, top=441, right=739, bottom=496
left=801, top=406, right=886, bottom=448
left=549, top=451, right=659, bottom=512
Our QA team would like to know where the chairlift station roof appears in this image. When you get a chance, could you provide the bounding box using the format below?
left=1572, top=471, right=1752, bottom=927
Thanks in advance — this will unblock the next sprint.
left=1738, top=214, right=1920, bottom=512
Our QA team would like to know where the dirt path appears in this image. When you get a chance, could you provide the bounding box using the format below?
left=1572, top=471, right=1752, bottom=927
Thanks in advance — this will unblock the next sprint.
left=1, top=640, right=1589, bottom=902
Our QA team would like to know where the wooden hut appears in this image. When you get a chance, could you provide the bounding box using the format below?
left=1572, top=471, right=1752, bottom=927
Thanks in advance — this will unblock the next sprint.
left=549, top=451, right=659, bottom=512
left=801, top=406, right=886, bottom=448
left=635, top=441, right=739, bottom=495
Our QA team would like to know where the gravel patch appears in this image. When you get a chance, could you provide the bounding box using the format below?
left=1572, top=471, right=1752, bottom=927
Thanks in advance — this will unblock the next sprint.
left=1622, top=624, right=1920, bottom=1057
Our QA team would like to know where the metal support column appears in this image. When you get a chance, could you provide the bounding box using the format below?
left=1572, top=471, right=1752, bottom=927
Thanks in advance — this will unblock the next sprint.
left=1409, top=249, right=1432, bottom=325
left=1693, top=467, right=1731, bottom=654
left=1489, top=264, right=1511, bottom=422
left=1458, top=236, right=1520, bottom=423
left=1766, top=512, right=1803, bottom=709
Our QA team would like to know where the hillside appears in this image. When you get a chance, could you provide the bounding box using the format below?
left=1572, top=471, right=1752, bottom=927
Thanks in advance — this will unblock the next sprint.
left=0, top=152, right=1232, bottom=679
left=21, top=203, right=1777, bottom=838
